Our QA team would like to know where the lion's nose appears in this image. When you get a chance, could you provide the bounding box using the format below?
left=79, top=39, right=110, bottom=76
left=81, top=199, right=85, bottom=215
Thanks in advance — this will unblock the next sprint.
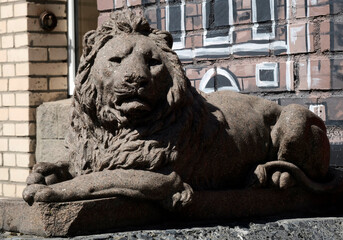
left=123, top=74, right=149, bottom=88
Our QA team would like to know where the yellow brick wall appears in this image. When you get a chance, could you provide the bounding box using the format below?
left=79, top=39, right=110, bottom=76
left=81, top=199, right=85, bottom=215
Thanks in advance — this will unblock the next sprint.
left=0, top=0, right=68, bottom=198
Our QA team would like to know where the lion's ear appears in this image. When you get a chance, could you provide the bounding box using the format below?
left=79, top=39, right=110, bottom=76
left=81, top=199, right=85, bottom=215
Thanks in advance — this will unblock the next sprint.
left=151, top=30, right=173, bottom=49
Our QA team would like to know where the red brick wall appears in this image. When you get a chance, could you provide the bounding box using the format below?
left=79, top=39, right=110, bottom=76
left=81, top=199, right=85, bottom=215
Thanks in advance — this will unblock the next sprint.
left=96, top=0, right=343, bottom=165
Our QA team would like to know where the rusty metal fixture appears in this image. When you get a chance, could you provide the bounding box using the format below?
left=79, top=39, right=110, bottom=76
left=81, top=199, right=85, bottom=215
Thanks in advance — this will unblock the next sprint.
left=39, top=11, right=57, bottom=31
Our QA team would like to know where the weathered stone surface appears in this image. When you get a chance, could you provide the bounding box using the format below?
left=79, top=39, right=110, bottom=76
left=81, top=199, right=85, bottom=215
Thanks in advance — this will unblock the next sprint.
left=36, top=98, right=71, bottom=163
left=2, top=187, right=343, bottom=237
left=3, top=217, right=343, bottom=240
left=0, top=197, right=163, bottom=237
left=29, top=217, right=343, bottom=240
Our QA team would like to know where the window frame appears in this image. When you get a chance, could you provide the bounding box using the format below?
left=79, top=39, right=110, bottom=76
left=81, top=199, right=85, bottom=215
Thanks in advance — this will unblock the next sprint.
left=255, top=62, right=279, bottom=88
left=202, top=0, right=234, bottom=46
left=67, top=0, right=76, bottom=96
left=251, top=0, right=275, bottom=40
left=166, top=0, right=186, bottom=50
left=199, top=67, right=240, bottom=93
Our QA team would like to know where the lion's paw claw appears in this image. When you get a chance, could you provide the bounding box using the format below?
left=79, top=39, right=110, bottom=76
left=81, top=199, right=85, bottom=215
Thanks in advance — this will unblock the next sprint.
left=172, top=183, right=193, bottom=208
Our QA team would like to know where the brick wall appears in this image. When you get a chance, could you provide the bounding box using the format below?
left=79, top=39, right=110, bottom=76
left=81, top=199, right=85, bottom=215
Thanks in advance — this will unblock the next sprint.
left=97, top=0, right=343, bottom=165
left=0, top=0, right=68, bottom=197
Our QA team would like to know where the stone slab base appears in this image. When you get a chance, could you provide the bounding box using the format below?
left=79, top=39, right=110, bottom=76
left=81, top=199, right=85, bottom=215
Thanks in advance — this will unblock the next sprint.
left=1, top=188, right=342, bottom=237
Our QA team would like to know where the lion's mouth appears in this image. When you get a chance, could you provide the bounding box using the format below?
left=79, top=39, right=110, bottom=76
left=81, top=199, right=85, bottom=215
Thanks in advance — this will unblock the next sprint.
left=116, top=96, right=151, bottom=113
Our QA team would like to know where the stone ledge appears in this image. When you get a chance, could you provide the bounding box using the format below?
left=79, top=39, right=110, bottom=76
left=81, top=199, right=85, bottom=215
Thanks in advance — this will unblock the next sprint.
left=1, top=188, right=342, bottom=237
left=6, top=217, right=342, bottom=240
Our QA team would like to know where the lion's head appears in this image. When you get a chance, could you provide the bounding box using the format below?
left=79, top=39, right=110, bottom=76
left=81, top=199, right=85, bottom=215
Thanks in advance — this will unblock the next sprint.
left=66, top=10, right=201, bottom=175
left=72, top=10, right=192, bottom=130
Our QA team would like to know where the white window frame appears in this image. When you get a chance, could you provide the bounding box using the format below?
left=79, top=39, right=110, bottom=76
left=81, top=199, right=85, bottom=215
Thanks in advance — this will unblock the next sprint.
left=199, top=68, right=240, bottom=93
left=252, top=0, right=275, bottom=40
left=67, top=0, right=76, bottom=95
left=256, top=62, right=279, bottom=88
left=199, top=68, right=216, bottom=93
left=166, top=0, right=185, bottom=50
left=309, top=104, right=326, bottom=121
left=202, top=0, right=234, bottom=46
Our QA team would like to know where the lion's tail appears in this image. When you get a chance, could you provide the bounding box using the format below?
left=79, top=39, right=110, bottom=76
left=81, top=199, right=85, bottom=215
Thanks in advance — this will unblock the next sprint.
left=252, top=160, right=343, bottom=193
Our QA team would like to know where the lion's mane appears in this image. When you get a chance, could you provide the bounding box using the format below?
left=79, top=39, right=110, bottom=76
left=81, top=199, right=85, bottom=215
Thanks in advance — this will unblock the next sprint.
left=66, top=10, right=213, bottom=178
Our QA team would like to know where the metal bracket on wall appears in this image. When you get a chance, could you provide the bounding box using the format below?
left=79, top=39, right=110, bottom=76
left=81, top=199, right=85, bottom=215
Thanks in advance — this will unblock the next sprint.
left=39, top=11, right=57, bottom=31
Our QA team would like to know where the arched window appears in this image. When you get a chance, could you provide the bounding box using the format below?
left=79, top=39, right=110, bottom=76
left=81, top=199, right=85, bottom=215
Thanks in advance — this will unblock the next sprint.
left=199, top=68, right=240, bottom=93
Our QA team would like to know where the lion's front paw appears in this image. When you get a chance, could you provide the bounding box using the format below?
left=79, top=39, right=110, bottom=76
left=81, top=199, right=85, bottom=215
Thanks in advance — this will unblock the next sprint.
left=22, top=184, right=47, bottom=206
left=26, top=161, right=72, bottom=186
left=22, top=184, right=61, bottom=205
left=172, top=182, right=193, bottom=208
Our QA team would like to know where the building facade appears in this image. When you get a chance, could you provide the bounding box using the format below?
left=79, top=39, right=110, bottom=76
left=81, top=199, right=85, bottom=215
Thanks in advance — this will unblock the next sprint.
left=0, top=0, right=342, bottom=197
left=98, top=0, right=343, bottom=164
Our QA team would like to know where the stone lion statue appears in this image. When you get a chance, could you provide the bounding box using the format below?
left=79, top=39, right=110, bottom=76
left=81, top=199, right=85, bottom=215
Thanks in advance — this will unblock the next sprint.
left=23, top=10, right=338, bottom=208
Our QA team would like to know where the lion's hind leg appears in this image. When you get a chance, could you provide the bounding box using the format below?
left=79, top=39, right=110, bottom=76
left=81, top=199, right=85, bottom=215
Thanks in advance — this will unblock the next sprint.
left=270, top=104, right=330, bottom=181
left=249, top=104, right=330, bottom=190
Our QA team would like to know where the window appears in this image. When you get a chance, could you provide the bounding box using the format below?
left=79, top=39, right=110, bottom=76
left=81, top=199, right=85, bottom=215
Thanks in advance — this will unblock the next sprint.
left=68, top=0, right=98, bottom=95
left=252, top=0, right=275, bottom=40
left=256, top=62, right=279, bottom=87
left=309, top=104, right=326, bottom=121
left=202, top=0, right=233, bottom=46
left=166, top=0, right=185, bottom=49
left=199, top=68, right=240, bottom=93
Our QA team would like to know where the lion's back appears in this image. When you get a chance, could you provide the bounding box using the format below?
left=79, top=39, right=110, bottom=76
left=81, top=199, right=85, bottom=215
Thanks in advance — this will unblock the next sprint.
left=194, top=90, right=282, bottom=183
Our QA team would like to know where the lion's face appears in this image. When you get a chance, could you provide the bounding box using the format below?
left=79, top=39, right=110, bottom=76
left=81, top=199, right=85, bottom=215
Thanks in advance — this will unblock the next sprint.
left=89, top=33, right=173, bottom=125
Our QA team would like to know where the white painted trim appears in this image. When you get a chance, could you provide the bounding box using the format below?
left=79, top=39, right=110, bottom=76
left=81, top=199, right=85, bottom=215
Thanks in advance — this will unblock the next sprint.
left=175, top=41, right=287, bottom=59
left=216, top=68, right=240, bottom=92
left=286, top=0, right=290, bottom=20
left=256, top=62, right=279, bottom=88
left=174, top=49, right=194, bottom=59
left=306, top=23, right=311, bottom=52
left=67, top=0, right=76, bottom=95
left=252, top=0, right=275, bottom=22
left=202, top=0, right=234, bottom=46
left=199, top=68, right=240, bottom=93
left=286, top=58, right=293, bottom=91
left=251, top=0, right=275, bottom=40
left=286, top=20, right=290, bottom=54
left=199, top=68, right=216, bottom=93
left=307, top=59, right=311, bottom=89
left=309, top=104, right=326, bottom=121
left=193, top=46, right=231, bottom=57
left=252, top=22, right=275, bottom=40
left=166, top=0, right=185, bottom=50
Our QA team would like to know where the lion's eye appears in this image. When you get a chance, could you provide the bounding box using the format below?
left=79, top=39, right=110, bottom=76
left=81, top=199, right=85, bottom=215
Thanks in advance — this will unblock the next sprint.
left=109, top=57, right=122, bottom=64
left=148, top=58, right=162, bottom=67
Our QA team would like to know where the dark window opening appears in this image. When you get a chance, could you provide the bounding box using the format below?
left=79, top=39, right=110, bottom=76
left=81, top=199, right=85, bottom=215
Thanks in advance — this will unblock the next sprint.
left=256, top=24, right=273, bottom=34
left=168, top=5, right=182, bottom=32
left=259, top=69, right=275, bottom=82
left=256, top=0, right=271, bottom=23
left=205, top=77, right=215, bottom=88
left=206, top=0, right=229, bottom=29
left=216, top=75, right=232, bottom=87
left=75, top=0, right=98, bottom=68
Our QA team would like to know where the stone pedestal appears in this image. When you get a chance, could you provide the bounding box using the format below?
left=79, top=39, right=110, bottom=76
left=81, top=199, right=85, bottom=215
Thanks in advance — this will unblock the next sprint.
left=1, top=188, right=342, bottom=237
